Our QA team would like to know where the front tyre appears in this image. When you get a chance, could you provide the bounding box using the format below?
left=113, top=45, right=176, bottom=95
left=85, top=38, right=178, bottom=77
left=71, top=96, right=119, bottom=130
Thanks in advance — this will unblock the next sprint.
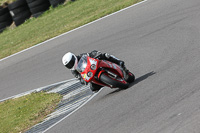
left=99, top=73, right=129, bottom=89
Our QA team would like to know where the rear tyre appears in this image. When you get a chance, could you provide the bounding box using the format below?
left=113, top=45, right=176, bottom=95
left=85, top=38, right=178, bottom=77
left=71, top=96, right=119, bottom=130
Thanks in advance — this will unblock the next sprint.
left=100, top=73, right=129, bottom=89
left=127, top=72, right=135, bottom=83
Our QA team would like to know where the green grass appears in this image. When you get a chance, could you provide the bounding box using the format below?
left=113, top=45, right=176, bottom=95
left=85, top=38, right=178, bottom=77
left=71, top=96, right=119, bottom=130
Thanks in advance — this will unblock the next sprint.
left=0, top=92, right=62, bottom=133
left=0, top=0, right=15, bottom=6
left=0, top=0, right=142, bottom=59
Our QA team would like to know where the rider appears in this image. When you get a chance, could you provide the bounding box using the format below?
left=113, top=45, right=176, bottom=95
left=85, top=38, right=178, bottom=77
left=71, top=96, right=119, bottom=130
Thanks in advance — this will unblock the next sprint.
left=62, top=50, right=134, bottom=92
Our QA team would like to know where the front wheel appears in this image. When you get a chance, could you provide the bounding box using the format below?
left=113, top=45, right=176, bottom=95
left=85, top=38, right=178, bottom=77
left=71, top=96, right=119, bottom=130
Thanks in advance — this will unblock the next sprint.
left=99, top=73, right=129, bottom=89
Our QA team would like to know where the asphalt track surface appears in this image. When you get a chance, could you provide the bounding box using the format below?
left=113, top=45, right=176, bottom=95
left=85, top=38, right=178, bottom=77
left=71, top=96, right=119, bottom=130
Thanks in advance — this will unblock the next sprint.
left=1, top=0, right=200, bottom=132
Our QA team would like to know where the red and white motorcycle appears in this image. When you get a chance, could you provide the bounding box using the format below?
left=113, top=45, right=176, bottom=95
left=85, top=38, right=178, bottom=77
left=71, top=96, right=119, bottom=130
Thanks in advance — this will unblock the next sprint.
left=76, top=55, right=135, bottom=89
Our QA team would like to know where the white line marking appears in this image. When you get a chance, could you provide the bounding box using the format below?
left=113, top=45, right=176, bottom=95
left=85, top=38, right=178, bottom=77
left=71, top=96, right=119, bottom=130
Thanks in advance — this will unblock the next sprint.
left=0, top=0, right=148, bottom=132
left=42, top=88, right=103, bottom=133
left=0, top=0, right=148, bottom=62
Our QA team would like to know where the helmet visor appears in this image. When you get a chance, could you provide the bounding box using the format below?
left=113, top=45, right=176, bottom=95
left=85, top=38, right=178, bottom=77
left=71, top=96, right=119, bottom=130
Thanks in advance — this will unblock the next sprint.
left=65, top=55, right=76, bottom=69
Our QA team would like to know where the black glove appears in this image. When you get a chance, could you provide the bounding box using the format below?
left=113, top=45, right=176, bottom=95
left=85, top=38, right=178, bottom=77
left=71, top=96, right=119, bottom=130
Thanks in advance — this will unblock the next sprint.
left=71, top=70, right=87, bottom=85
left=71, top=70, right=79, bottom=78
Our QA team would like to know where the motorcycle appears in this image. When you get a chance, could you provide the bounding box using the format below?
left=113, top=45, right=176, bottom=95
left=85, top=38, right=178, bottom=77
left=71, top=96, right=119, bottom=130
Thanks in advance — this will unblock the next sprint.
left=76, top=55, right=135, bottom=89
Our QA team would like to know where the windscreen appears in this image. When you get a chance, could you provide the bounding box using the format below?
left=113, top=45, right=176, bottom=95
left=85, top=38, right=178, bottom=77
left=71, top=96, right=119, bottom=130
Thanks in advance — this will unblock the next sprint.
left=76, top=55, right=88, bottom=73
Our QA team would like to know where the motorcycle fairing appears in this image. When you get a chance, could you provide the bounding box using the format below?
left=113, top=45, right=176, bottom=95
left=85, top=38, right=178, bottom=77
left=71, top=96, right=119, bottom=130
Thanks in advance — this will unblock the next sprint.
left=80, top=57, right=99, bottom=82
left=79, top=56, right=126, bottom=88
left=97, top=60, right=124, bottom=79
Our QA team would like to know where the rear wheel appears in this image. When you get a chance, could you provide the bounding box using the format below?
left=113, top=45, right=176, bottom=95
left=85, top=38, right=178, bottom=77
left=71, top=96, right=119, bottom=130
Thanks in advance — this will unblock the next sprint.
left=99, top=73, right=129, bottom=89
left=126, top=72, right=135, bottom=83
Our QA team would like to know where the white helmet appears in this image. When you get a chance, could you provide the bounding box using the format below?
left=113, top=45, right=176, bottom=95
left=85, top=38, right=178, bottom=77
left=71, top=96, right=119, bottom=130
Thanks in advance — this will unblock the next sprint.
left=62, top=52, right=78, bottom=70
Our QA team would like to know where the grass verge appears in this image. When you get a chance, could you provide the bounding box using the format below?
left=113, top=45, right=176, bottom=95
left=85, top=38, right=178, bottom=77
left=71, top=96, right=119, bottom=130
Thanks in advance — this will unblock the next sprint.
left=0, top=0, right=142, bottom=59
left=0, top=92, right=62, bottom=133
left=0, top=0, right=14, bottom=6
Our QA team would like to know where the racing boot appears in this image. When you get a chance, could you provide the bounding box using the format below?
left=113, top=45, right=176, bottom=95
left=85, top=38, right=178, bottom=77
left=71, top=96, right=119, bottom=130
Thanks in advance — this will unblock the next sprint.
left=104, top=53, right=125, bottom=67
left=124, top=67, right=135, bottom=83
left=104, top=53, right=129, bottom=81
left=116, top=60, right=135, bottom=83
left=120, top=64, right=130, bottom=82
